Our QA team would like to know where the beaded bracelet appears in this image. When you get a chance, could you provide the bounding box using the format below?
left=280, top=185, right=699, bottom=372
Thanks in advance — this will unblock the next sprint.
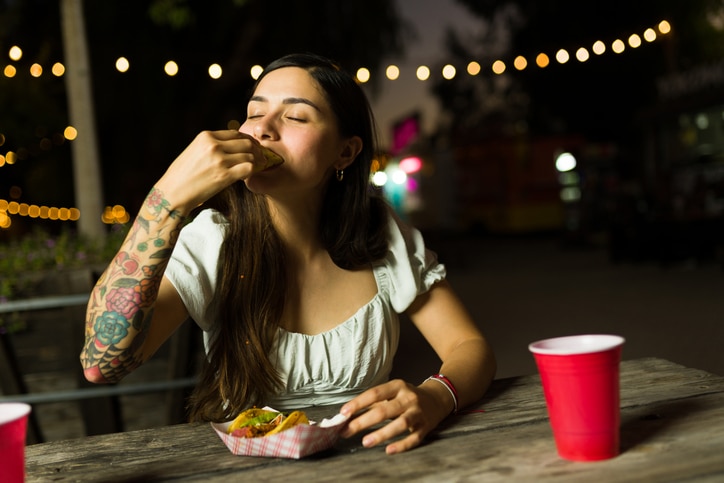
left=424, top=374, right=459, bottom=414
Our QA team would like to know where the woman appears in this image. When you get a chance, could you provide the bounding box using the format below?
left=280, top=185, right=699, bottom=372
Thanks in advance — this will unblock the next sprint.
left=81, top=53, right=496, bottom=454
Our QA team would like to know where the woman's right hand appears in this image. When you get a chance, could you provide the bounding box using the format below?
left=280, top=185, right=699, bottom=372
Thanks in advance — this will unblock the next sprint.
left=155, top=130, right=262, bottom=214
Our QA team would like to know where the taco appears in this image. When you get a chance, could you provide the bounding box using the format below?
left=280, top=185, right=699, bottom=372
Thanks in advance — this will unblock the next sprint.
left=227, top=408, right=309, bottom=438
left=255, top=146, right=284, bottom=172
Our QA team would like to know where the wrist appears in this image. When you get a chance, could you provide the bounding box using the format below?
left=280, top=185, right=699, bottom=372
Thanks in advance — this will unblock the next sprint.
left=144, top=187, right=192, bottom=221
left=423, top=374, right=459, bottom=415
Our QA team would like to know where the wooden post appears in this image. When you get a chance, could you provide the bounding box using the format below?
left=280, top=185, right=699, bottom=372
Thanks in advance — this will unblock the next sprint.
left=60, top=0, right=106, bottom=240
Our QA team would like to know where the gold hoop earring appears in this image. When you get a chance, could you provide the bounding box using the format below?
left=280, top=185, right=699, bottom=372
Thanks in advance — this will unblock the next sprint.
left=336, top=169, right=344, bottom=181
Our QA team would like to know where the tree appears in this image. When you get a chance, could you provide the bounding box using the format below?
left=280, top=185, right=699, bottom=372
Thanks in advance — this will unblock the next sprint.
left=0, top=0, right=408, bottom=234
left=434, top=0, right=724, bottom=142
left=83, top=0, right=408, bottom=209
left=61, top=0, right=105, bottom=239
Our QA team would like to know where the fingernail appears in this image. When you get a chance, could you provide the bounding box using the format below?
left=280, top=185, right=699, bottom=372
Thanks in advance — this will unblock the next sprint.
left=362, top=435, right=374, bottom=447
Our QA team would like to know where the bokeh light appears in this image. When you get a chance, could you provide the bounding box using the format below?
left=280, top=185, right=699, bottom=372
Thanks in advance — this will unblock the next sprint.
left=164, top=60, right=179, bottom=76
left=356, top=67, right=370, bottom=83
left=8, top=46, right=22, bottom=61
left=208, top=63, right=222, bottom=79
left=64, top=126, right=78, bottom=140
left=612, top=39, right=626, bottom=53
left=115, top=57, right=130, bottom=72
left=52, top=62, right=65, bottom=76
left=536, top=53, right=550, bottom=68
left=513, top=56, right=527, bottom=70
left=555, top=49, right=570, bottom=64
left=250, top=64, right=264, bottom=80
left=576, top=47, right=590, bottom=62
left=416, top=65, right=430, bottom=80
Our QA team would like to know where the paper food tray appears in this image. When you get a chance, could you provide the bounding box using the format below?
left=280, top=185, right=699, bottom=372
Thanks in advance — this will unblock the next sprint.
left=212, top=410, right=349, bottom=459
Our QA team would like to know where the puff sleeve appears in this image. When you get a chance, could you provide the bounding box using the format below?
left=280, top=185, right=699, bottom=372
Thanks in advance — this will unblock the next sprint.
left=164, top=209, right=227, bottom=330
left=379, top=209, right=447, bottom=313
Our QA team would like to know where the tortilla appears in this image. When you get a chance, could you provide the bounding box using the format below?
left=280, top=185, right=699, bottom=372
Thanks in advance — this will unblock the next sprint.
left=255, top=146, right=284, bottom=172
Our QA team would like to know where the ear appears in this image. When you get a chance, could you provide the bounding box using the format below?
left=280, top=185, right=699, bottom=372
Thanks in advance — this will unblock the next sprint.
left=334, top=136, right=363, bottom=170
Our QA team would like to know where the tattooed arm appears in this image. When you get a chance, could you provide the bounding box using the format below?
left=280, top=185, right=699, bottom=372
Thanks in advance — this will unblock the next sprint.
left=81, top=188, right=189, bottom=383
left=81, top=130, right=263, bottom=383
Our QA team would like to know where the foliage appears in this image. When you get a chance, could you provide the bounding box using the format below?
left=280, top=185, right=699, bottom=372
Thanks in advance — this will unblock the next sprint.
left=0, top=224, right=127, bottom=333
left=435, top=0, right=724, bottom=142
left=0, top=224, right=128, bottom=302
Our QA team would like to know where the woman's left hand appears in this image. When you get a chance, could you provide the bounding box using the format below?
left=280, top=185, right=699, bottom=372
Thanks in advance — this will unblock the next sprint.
left=339, top=379, right=452, bottom=455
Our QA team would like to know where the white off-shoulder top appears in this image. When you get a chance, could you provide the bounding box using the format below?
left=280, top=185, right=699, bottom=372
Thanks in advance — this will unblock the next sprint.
left=165, top=207, right=446, bottom=409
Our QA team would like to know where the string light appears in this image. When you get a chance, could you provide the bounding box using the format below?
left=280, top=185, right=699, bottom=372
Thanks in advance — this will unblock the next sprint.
left=356, top=67, right=371, bottom=83
left=441, top=64, right=456, bottom=79
left=466, top=61, right=481, bottom=76
left=164, top=60, right=179, bottom=76
left=592, top=40, right=606, bottom=55
left=385, top=64, right=400, bottom=80
left=8, top=45, right=22, bottom=61
left=576, top=47, right=590, bottom=62
left=0, top=19, right=673, bottom=230
left=536, top=53, right=550, bottom=68
left=115, top=57, right=130, bottom=72
left=416, top=65, right=431, bottom=80
left=208, top=63, right=222, bottom=79
left=513, top=56, right=528, bottom=71
left=250, top=64, right=263, bottom=79
left=1, top=20, right=672, bottom=84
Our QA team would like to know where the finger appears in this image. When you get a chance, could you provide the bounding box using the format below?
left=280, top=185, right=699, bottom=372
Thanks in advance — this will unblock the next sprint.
left=210, top=129, right=249, bottom=141
left=385, top=432, right=424, bottom=455
left=360, top=414, right=424, bottom=454
left=217, top=137, right=259, bottom=156
left=341, top=403, right=389, bottom=438
left=341, top=381, right=401, bottom=417
left=225, top=156, right=256, bottom=181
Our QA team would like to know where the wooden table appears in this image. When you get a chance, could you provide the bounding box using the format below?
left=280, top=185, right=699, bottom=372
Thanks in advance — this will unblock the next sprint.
left=24, top=357, right=724, bottom=482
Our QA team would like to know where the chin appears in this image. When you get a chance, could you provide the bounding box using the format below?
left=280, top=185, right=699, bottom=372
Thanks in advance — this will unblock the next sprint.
left=243, top=176, right=275, bottom=195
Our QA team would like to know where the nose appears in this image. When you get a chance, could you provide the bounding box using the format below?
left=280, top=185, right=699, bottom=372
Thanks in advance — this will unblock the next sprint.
left=251, top=117, right=278, bottom=141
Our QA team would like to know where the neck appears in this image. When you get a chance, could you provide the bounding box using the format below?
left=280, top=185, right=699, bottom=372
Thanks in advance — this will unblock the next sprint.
left=267, top=198, right=326, bottom=266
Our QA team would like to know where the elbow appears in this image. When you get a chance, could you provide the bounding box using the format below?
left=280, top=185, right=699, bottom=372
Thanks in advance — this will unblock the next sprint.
left=83, top=365, right=114, bottom=384
left=82, top=364, right=126, bottom=385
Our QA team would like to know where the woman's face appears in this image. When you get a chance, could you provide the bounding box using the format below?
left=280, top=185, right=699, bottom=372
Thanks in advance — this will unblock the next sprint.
left=239, top=66, right=350, bottom=198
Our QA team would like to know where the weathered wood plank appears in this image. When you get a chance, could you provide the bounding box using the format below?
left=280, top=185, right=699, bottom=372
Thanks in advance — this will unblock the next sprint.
left=24, top=358, right=724, bottom=482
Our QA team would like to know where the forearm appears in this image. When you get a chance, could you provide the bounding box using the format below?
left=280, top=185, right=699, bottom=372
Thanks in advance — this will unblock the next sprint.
left=81, top=187, right=186, bottom=383
left=427, top=337, right=497, bottom=412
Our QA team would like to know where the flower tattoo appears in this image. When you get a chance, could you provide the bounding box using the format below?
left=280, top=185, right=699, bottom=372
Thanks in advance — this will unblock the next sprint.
left=93, top=312, right=131, bottom=346
left=106, top=287, right=142, bottom=319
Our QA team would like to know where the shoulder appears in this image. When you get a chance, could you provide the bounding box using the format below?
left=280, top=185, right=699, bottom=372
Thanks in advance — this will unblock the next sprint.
left=383, top=208, right=429, bottom=261
left=377, top=207, right=447, bottom=312
left=177, top=208, right=228, bottom=243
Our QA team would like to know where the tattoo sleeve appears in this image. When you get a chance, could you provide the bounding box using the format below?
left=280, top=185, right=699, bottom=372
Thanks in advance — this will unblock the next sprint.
left=80, top=187, right=186, bottom=383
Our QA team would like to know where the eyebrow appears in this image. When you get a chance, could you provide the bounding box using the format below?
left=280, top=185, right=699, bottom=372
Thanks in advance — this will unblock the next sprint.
left=249, top=95, right=322, bottom=112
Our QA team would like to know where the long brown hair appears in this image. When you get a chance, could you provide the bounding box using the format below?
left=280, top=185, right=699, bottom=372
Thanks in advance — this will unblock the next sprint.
left=188, top=53, right=389, bottom=421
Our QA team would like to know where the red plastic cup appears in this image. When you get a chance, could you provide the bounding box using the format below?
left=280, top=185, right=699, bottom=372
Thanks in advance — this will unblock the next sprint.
left=0, top=402, right=32, bottom=482
left=529, top=334, right=625, bottom=461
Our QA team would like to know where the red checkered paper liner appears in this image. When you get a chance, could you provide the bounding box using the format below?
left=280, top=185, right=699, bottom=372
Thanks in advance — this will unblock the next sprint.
left=211, top=410, right=349, bottom=459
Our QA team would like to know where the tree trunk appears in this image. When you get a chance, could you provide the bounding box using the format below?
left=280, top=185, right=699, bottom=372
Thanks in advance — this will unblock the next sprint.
left=60, top=0, right=105, bottom=240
